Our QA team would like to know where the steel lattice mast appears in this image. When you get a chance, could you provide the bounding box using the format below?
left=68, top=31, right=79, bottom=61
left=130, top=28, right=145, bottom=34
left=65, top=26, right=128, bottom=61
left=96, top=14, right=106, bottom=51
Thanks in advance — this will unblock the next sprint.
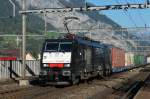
left=19, top=3, right=150, bottom=14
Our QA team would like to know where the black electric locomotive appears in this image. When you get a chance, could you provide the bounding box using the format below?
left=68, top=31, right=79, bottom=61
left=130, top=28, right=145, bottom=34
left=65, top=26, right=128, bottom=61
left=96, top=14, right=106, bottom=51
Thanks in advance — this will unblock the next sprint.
left=39, top=35, right=112, bottom=85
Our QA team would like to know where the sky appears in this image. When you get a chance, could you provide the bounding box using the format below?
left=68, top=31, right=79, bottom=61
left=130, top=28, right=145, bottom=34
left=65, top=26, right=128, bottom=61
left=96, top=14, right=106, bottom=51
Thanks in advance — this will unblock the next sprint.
left=87, top=0, right=150, bottom=28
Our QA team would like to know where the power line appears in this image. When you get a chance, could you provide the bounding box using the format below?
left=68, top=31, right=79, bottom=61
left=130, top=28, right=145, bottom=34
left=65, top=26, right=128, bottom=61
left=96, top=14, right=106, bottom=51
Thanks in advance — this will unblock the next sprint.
left=121, top=0, right=149, bottom=52
left=0, top=35, right=45, bottom=37
left=124, top=10, right=138, bottom=27
left=129, top=0, right=148, bottom=37
left=124, top=0, right=147, bottom=27
left=0, top=16, right=13, bottom=19
left=135, top=0, right=147, bottom=27
left=115, top=0, right=137, bottom=27
left=0, top=0, right=16, bottom=19
left=8, top=0, right=16, bottom=17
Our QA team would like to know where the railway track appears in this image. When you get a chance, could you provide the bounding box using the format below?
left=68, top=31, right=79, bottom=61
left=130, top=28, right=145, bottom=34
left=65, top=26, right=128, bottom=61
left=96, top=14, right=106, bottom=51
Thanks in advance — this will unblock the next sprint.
left=100, top=65, right=150, bottom=99
left=83, top=64, right=150, bottom=99
left=0, top=64, right=149, bottom=99
left=132, top=67, right=150, bottom=99
left=120, top=66, right=150, bottom=99
left=121, top=81, right=143, bottom=99
left=0, top=82, right=92, bottom=99
left=0, top=86, right=56, bottom=99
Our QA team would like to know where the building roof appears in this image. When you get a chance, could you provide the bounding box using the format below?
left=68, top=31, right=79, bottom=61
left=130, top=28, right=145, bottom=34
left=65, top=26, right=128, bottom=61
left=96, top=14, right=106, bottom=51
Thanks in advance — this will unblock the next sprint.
left=0, top=49, right=20, bottom=58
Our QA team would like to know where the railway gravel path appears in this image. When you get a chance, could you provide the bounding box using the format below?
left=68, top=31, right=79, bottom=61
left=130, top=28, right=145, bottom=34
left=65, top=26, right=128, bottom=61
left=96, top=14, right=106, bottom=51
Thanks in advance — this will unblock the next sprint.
left=0, top=65, right=149, bottom=99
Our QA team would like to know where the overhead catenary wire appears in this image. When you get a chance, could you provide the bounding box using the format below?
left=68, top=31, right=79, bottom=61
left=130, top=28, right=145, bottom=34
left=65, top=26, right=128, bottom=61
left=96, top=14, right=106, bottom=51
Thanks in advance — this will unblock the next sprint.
left=0, top=16, right=13, bottom=19
left=117, top=0, right=149, bottom=52
left=123, top=0, right=139, bottom=51
left=135, top=0, right=148, bottom=27
left=115, top=0, right=138, bottom=27
left=127, top=0, right=147, bottom=27
left=134, top=0, right=149, bottom=38
left=8, top=0, right=16, bottom=17
left=127, top=0, right=148, bottom=37
left=0, top=0, right=16, bottom=19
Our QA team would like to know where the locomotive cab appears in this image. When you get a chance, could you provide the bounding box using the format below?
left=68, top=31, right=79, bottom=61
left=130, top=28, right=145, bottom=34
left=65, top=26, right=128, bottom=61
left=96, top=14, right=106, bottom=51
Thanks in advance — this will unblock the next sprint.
left=39, top=39, right=74, bottom=85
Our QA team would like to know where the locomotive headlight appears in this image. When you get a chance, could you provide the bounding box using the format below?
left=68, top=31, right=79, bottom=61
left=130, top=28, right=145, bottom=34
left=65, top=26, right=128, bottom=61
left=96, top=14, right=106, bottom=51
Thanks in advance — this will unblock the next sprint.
left=43, top=64, right=48, bottom=67
left=64, top=64, right=70, bottom=67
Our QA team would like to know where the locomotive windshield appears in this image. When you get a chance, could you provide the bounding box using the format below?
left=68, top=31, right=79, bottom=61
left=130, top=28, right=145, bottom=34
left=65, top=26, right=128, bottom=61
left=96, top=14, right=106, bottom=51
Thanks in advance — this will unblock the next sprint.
left=45, top=42, right=59, bottom=51
left=59, top=42, right=72, bottom=52
left=45, top=42, right=72, bottom=52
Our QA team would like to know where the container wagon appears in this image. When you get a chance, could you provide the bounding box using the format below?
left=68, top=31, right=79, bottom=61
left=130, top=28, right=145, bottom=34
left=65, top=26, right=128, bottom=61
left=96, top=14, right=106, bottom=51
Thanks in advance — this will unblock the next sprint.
left=39, top=34, right=128, bottom=85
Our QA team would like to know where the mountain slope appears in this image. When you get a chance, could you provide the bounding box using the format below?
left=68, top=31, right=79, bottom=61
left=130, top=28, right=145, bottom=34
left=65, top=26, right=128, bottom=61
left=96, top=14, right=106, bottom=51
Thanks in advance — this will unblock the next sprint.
left=0, top=0, right=55, bottom=34
left=0, top=0, right=142, bottom=56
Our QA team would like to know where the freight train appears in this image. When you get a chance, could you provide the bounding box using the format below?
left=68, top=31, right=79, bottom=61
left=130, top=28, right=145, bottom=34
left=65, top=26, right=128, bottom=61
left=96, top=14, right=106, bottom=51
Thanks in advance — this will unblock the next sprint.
left=39, top=34, right=146, bottom=85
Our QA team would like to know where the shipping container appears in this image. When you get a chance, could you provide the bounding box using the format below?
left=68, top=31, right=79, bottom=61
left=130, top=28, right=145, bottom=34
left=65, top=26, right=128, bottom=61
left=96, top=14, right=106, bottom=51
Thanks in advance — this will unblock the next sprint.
left=144, top=56, right=147, bottom=64
left=134, top=55, right=145, bottom=65
left=125, top=53, right=129, bottom=66
left=131, top=54, right=135, bottom=65
left=134, top=55, right=139, bottom=65
left=125, top=52, right=134, bottom=66
left=111, top=47, right=125, bottom=68
left=140, top=55, right=145, bottom=64
left=147, top=55, right=150, bottom=63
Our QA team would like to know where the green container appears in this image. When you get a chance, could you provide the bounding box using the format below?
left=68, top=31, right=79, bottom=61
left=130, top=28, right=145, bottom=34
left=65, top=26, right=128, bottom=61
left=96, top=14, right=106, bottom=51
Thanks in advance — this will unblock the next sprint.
left=140, top=55, right=145, bottom=64
left=134, top=55, right=138, bottom=65
left=134, top=55, right=145, bottom=65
